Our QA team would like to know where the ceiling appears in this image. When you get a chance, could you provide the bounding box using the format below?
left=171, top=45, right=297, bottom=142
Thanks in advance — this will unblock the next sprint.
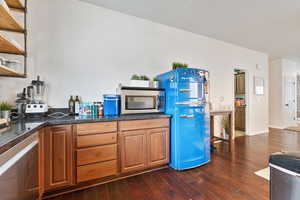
left=80, top=0, right=300, bottom=62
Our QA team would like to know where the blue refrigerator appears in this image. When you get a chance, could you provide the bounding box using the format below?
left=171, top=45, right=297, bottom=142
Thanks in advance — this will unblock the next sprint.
left=157, top=68, right=210, bottom=170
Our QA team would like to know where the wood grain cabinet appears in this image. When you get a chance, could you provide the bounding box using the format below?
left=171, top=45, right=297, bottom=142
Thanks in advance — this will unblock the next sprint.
left=235, top=106, right=246, bottom=131
left=44, top=125, right=74, bottom=191
left=75, top=122, right=118, bottom=183
left=119, top=119, right=170, bottom=174
left=120, top=130, right=148, bottom=173
left=147, top=128, right=169, bottom=167
left=40, top=118, right=170, bottom=198
left=235, top=73, right=245, bottom=95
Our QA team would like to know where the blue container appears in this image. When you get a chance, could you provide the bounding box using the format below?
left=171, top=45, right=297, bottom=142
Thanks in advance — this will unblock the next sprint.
left=103, top=94, right=120, bottom=116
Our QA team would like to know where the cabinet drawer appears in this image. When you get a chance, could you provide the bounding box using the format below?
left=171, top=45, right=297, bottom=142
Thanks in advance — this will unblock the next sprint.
left=119, top=119, right=169, bottom=131
left=77, top=144, right=117, bottom=166
left=77, top=132, right=117, bottom=148
left=77, top=160, right=117, bottom=183
left=76, top=122, right=117, bottom=135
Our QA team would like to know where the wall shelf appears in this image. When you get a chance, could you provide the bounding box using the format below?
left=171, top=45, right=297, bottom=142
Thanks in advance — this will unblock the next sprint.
left=0, top=0, right=27, bottom=78
left=0, top=65, right=24, bottom=77
left=0, top=0, right=24, bottom=33
left=5, top=0, right=25, bottom=12
left=0, top=33, right=25, bottom=55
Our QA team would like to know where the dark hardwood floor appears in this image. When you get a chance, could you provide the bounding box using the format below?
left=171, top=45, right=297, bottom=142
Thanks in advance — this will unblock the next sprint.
left=48, top=128, right=300, bottom=200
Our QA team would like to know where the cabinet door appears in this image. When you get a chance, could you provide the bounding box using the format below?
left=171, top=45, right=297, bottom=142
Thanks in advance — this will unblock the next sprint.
left=236, top=74, right=245, bottom=94
left=235, top=108, right=241, bottom=130
left=44, top=125, right=74, bottom=191
left=120, top=130, right=147, bottom=173
left=235, top=75, right=238, bottom=94
left=239, top=74, right=245, bottom=94
left=147, top=128, right=169, bottom=167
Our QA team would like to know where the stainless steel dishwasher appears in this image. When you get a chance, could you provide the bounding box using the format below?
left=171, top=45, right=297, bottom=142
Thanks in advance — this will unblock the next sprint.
left=0, top=132, right=39, bottom=200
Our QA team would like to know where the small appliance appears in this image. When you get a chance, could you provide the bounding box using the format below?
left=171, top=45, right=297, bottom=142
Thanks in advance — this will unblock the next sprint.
left=157, top=68, right=210, bottom=170
left=15, top=88, right=28, bottom=119
left=25, top=76, right=48, bottom=117
left=120, top=86, right=165, bottom=114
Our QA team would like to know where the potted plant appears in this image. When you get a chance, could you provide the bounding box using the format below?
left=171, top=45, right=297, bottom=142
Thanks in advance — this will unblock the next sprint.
left=130, top=74, right=150, bottom=87
left=151, top=77, right=160, bottom=88
left=172, top=62, right=189, bottom=70
left=0, top=102, right=12, bottom=121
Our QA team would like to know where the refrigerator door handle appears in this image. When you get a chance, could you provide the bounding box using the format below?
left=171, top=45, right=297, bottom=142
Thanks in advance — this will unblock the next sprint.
left=179, top=89, right=192, bottom=92
left=180, top=114, right=195, bottom=118
left=176, top=101, right=205, bottom=105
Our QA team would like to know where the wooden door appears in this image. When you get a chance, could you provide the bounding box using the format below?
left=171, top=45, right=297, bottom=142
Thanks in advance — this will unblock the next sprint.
left=235, top=74, right=238, bottom=94
left=239, top=74, right=245, bottom=94
left=147, top=128, right=169, bottom=167
left=236, top=73, right=245, bottom=94
left=235, top=108, right=241, bottom=130
left=235, top=107, right=245, bottom=131
left=120, top=130, right=147, bottom=173
left=44, top=125, right=74, bottom=191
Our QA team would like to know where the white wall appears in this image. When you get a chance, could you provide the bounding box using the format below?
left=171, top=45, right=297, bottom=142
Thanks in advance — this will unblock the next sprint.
left=0, top=0, right=269, bottom=135
left=269, top=59, right=283, bottom=128
left=269, top=59, right=299, bottom=128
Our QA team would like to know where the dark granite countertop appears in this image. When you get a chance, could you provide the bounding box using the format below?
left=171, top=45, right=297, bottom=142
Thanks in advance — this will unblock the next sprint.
left=0, top=113, right=170, bottom=154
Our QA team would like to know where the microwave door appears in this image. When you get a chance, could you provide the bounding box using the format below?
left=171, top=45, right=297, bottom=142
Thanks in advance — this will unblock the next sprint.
left=126, top=96, right=156, bottom=110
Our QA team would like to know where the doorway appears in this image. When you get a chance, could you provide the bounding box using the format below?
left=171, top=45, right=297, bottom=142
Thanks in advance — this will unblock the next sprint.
left=234, top=69, right=247, bottom=137
left=296, top=74, right=300, bottom=120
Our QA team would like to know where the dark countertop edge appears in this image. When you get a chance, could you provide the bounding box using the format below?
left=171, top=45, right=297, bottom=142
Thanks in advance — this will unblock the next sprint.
left=0, top=114, right=171, bottom=155
left=47, top=114, right=171, bottom=125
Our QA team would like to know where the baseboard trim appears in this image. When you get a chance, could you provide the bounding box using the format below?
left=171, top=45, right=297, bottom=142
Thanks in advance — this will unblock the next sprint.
left=247, top=130, right=269, bottom=136
left=268, top=125, right=285, bottom=130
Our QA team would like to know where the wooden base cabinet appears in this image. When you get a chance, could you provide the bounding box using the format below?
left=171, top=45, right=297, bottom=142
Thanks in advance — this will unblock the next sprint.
left=44, top=125, right=74, bottom=191
left=120, top=125, right=169, bottom=174
left=235, top=106, right=245, bottom=131
left=148, top=128, right=169, bottom=167
left=40, top=118, right=170, bottom=198
left=120, top=130, right=148, bottom=173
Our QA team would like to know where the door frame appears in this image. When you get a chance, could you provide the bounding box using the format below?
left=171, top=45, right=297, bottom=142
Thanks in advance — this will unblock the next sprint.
left=296, top=74, right=300, bottom=120
left=233, top=68, right=250, bottom=136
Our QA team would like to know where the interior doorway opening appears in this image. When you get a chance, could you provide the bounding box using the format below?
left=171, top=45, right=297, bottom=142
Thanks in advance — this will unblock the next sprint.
left=296, top=74, right=300, bottom=120
left=234, top=69, right=247, bottom=137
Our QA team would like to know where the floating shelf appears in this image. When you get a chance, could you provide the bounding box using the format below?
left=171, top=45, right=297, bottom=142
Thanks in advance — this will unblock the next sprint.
left=0, top=0, right=24, bottom=32
left=5, top=0, right=25, bottom=12
left=0, top=65, right=23, bottom=77
left=0, top=33, right=25, bottom=55
left=0, top=0, right=27, bottom=78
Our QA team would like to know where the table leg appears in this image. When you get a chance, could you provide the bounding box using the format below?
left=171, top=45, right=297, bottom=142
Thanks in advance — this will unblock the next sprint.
left=210, top=115, right=216, bottom=152
left=228, top=112, right=232, bottom=151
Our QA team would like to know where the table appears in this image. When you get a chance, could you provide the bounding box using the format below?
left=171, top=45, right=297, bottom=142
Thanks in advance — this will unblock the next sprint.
left=210, top=110, right=234, bottom=151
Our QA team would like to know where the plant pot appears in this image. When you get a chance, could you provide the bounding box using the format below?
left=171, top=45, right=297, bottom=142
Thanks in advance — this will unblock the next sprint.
left=130, top=80, right=150, bottom=87
left=0, top=110, right=11, bottom=122
left=151, top=81, right=159, bottom=88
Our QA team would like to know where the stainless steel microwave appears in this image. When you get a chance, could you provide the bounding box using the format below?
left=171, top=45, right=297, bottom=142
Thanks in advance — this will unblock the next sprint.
left=120, top=87, right=165, bottom=114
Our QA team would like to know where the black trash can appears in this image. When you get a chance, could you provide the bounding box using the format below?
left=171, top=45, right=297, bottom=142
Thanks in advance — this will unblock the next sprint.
left=269, top=152, right=300, bottom=200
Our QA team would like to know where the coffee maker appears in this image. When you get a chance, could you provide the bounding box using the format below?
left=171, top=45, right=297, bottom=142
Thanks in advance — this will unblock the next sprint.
left=25, top=76, right=48, bottom=117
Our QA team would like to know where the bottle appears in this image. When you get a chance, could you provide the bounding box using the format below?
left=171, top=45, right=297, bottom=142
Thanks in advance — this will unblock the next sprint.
left=94, top=102, right=98, bottom=116
left=98, top=102, right=103, bottom=116
left=74, top=96, right=80, bottom=115
left=68, top=96, right=75, bottom=115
